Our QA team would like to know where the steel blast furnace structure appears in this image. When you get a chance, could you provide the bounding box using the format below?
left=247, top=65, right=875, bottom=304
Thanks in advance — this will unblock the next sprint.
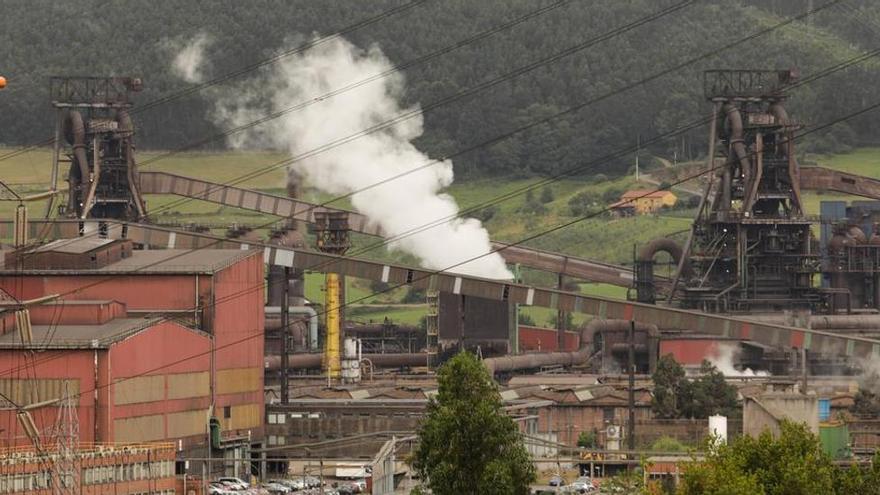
left=51, top=76, right=146, bottom=220
left=642, top=69, right=834, bottom=313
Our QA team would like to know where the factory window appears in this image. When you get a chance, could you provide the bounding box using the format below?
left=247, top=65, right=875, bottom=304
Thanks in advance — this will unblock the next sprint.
left=224, top=405, right=231, bottom=419
left=603, top=407, right=615, bottom=423
left=268, top=435, right=286, bottom=446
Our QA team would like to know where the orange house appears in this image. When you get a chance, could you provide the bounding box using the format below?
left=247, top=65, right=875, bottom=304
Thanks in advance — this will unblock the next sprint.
left=611, top=189, right=677, bottom=215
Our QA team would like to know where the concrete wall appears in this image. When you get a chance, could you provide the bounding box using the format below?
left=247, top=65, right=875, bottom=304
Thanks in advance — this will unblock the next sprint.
left=744, top=392, right=818, bottom=438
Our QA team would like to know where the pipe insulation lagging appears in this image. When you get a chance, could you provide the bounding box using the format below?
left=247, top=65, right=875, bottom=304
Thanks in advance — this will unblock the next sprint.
left=264, top=352, right=427, bottom=370
left=482, top=319, right=658, bottom=375
left=63, top=110, right=90, bottom=184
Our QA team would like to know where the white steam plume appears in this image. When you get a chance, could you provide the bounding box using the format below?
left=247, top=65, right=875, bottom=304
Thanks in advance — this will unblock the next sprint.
left=708, top=343, right=768, bottom=377
left=171, top=33, right=211, bottom=83
left=213, top=37, right=512, bottom=279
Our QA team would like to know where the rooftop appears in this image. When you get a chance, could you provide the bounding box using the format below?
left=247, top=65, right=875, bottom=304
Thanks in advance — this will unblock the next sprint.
left=0, top=244, right=257, bottom=274
left=0, top=317, right=199, bottom=349
left=28, top=238, right=117, bottom=254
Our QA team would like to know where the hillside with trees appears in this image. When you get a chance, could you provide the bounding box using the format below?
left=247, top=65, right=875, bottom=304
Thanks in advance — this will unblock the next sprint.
left=2, top=0, right=880, bottom=179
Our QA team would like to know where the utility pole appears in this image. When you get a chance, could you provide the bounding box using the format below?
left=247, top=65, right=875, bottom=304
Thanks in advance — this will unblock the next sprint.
left=627, top=320, right=636, bottom=453
left=281, top=266, right=290, bottom=404
left=556, top=273, right=566, bottom=351
left=635, top=134, right=640, bottom=182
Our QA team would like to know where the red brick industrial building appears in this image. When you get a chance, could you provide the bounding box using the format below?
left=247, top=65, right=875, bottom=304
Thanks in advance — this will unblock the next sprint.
left=0, top=238, right=264, bottom=474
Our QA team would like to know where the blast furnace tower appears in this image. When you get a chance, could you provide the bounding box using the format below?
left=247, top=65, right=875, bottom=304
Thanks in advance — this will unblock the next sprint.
left=51, top=76, right=146, bottom=220
left=676, top=70, right=830, bottom=312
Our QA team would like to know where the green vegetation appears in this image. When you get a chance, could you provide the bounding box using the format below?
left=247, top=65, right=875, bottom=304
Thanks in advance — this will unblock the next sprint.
left=411, top=352, right=536, bottom=495
left=651, top=354, right=739, bottom=420
left=577, top=430, right=598, bottom=449
left=3, top=0, right=880, bottom=177
left=679, top=422, right=880, bottom=495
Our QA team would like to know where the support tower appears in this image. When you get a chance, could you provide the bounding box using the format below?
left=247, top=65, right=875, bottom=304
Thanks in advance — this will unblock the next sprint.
left=678, top=69, right=828, bottom=312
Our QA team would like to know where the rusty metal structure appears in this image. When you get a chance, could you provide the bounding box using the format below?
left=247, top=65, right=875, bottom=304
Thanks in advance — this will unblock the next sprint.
left=51, top=77, right=146, bottom=221
left=642, top=70, right=832, bottom=313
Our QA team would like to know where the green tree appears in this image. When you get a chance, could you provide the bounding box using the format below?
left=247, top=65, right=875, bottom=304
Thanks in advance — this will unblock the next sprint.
left=577, top=430, right=598, bottom=448
left=517, top=311, right=536, bottom=326
left=652, top=355, right=740, bottom=420
left=682, top=360, right=740, bottom=419
left=651, top=354, right=686, bottom=419
left=411, top=352, right=536, bottom=495
left=539, top=186, right=554, bottom=204
left=679, top=421, right=846, bottom=495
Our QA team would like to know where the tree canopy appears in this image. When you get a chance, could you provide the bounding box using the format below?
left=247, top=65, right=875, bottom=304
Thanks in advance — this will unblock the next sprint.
left=679, top=421, right=880, bottom=495
left=411, top=352, right=535, bottom=495
left=2, top=1, right=880, bottom=179
left=651, top=354, right=739, bottom=419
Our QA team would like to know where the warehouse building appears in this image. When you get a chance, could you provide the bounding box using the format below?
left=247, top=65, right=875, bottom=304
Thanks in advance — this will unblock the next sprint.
left=0, top=238, right=265, bottom=477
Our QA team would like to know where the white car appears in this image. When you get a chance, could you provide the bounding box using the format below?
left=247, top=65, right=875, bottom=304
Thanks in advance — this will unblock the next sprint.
left=569, top=476, right=596, bottom=493
left=208, top=482, right=236, bottom=495
left=261, top=481, right=291, bottom=494
left=218, top=477, right=250, bottom=490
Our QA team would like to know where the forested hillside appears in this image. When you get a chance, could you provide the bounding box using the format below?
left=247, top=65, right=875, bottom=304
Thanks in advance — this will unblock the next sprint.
left=2, top=0, right=880, bottom=179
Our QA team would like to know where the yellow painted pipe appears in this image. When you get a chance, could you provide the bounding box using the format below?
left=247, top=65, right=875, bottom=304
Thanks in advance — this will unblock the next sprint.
left=324, top=272, right=341, bottom=379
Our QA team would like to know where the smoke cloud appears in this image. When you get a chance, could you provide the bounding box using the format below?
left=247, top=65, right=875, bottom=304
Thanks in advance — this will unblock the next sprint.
left=171, top=33, right=211, bottom=83
left=708, top=343, right=768, bottom=377
left=212, top=37, right=512, bottom=279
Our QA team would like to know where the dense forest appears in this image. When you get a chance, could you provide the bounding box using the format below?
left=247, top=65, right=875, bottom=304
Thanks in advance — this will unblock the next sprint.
left=2, top=0, right=880, bottom=179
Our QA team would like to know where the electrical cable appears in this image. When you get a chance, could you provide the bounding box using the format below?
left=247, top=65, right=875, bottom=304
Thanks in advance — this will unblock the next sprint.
left=3, top=91, right=877, bottom=390
left=5, top=1, right=859, bottom=336
left=0, top=0, right=432, bottom=162
left=0, top=0, right=864, bottom=398
left=11, top=0, right=701, bottom=259
left=137, top=0, right=837, bottom=224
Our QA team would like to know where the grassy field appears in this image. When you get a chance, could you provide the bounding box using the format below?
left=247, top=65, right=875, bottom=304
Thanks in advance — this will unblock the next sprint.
left=4, top=145, right=878, bottom=327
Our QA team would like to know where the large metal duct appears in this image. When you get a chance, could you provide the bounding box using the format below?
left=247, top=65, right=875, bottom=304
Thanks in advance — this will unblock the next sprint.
left=636, top=238, right=692, bottom=304
left=744, top=314, right=880, bottom=331
left=63, top=110, right=90, bottom=203
left=722, top=102, right=751, bottom=211
left=115, top=108, right=146, bottom=217
left=482, top=319, right=658, bottom=375
left=264, top=352, right=427, bottom=370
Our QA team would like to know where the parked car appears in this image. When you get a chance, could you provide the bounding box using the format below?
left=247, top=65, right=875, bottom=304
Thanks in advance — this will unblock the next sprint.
left=570, top=476, right=596, bottom=493
left=261, top=481, right=291, bottom=494
left=269, top=479, right=300, bottom=491
left=219, top=477, right=250, bottom=490
left=549, top=475, right=566, bottom=487
left=208, top=482, right=236, bottom=495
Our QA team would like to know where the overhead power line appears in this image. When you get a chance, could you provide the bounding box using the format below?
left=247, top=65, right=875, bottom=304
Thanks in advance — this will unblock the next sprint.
left=0, top=0, right=432, bottom=162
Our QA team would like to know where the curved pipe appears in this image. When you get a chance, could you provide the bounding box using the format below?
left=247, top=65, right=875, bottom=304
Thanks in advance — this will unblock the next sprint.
left=116, top=109, right=146, bottom=218
left=638, top=238, right=694, bottom=279
left=848, top=226, right=867, bottom=244
left=768, top=102, right=789, bottom=127
left=723, top=103, right=752, bottom=210
left=265, top=306, right=318, bottom=350
left=64, top=110, right=90, bottom=186
left=768, top=102, right=803, bottom=214
left=482, top=319, right=658, bottom=375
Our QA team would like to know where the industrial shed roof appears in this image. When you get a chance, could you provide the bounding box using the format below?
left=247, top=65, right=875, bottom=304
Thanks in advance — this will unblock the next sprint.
left=0, top=247, right=256, bottom=274
left=0, top=317, right=205, bottom=349
left=28, top=238, right=117, bottom=254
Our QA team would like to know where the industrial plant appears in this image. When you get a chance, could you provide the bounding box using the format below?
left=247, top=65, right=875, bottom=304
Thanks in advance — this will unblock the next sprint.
left=3, top=19, right=880, bottom=494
